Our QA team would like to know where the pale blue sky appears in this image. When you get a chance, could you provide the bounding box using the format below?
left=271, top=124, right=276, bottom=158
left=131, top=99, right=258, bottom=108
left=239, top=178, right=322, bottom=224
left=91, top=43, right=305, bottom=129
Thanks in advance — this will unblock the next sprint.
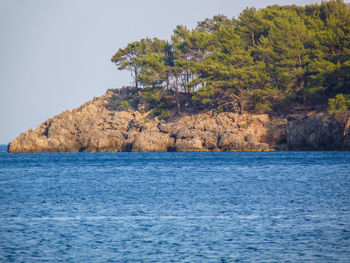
left=0, top=0, right=337, bottom=144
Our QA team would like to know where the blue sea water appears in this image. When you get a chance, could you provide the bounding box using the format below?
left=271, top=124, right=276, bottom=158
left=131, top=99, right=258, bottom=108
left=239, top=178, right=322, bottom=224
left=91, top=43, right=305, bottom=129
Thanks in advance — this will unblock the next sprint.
left=0, top=145, right=349, bottom=262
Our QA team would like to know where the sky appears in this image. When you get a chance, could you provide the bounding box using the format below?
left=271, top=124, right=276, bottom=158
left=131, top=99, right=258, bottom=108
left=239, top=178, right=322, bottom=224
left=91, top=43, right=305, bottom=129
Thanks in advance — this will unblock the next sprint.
left=0, top=0, right=342, bottom=144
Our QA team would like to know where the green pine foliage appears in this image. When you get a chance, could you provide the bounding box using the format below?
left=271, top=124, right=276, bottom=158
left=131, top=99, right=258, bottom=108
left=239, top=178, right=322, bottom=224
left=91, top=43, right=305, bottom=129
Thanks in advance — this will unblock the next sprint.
left=328, top=93, right=350, bottom=116
left=111, top=0, right=350, bottom=115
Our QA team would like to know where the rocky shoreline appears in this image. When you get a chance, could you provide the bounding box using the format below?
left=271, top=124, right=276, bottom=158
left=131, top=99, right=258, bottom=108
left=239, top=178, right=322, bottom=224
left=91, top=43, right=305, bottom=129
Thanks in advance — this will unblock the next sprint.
left=8, top=87, right=350, bottom=153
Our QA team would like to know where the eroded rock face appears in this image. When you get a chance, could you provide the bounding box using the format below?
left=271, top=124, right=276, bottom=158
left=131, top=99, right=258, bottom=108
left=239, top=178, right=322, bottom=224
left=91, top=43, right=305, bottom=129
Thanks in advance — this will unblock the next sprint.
left=7, top=88, right=350, bottom=152
left=285, top=113, right=344, bottom=150
left=133, top=132, right=175, bottom=152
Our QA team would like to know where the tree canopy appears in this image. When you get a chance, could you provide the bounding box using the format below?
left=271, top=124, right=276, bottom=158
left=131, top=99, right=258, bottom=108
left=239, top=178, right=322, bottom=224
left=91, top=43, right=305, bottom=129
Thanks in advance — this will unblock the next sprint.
left=111, top=0, right=350, bottom=115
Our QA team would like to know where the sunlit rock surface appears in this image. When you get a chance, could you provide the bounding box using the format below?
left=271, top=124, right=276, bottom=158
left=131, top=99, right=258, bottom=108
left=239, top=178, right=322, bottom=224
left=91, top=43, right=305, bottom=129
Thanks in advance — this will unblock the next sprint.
left=8, top=87, right=350, bottom=152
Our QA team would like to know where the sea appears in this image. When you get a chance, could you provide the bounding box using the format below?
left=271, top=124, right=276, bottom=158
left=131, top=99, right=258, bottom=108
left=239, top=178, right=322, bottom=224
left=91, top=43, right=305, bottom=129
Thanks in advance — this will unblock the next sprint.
left=0, top=145, right=349, bottom=262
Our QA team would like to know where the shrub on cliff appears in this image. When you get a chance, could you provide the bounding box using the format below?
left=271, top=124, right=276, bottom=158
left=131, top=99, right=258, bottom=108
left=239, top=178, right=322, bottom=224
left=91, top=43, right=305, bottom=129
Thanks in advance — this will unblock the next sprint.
left=120, top=101, right=131, bottom=110
left=328, top=93, right=350, bottom=128
left=328, top=94, right=350, bottom=116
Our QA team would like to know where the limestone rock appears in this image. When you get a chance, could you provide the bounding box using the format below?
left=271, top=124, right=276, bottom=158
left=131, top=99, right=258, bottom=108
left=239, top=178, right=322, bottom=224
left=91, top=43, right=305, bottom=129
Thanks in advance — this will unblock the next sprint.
left=286, top=115, right=343, bottom=150
left=132, top=132, right=175, bottom=152
left=218, top=132, right=247, bottom=151
left=7, top=87, right=350, bottom=152
left=175, top=137, right=204, bottom=152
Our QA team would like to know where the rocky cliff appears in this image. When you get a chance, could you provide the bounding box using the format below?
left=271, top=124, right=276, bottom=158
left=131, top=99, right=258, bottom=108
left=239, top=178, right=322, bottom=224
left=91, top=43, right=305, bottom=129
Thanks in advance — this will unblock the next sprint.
left=8, top=87, right=350, bottom=153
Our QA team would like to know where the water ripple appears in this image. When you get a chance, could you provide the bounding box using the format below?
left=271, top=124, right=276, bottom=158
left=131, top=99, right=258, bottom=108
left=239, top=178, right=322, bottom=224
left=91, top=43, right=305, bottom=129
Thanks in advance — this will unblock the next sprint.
left=1, top=147, right=350, bottom=262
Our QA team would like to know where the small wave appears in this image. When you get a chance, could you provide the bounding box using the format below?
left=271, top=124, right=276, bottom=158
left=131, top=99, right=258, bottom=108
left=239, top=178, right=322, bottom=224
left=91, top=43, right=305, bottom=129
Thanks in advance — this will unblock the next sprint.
left=235, top=215, right=261, bottom=220
left=4, top=215, right=236, bottom=221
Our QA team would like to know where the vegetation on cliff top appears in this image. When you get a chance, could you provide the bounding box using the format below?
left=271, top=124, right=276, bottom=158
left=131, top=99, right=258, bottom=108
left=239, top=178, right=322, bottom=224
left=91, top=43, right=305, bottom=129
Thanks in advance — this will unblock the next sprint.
left=111, top=0, right=350, bottom=117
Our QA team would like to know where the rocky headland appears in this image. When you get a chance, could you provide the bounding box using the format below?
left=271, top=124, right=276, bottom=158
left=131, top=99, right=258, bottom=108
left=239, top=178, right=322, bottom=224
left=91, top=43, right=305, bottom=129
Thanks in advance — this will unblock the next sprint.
left=8, top=87, right=350, bottom=153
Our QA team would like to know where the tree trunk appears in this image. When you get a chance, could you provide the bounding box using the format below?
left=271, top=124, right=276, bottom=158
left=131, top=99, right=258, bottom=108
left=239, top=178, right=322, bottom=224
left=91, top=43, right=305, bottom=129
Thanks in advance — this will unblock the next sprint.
left=174, top=86, right=181, bottom=114
left=134, top=68, right=138, bottom=88
left=251, top=31, right=255, bottom=47
left=298, top=54, right=302, bottom=66
left=238, top=88, right=245, bottom=115
left=239, top=100, right=244, bottom=115
left=300, top=78, right=304, bottom=94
